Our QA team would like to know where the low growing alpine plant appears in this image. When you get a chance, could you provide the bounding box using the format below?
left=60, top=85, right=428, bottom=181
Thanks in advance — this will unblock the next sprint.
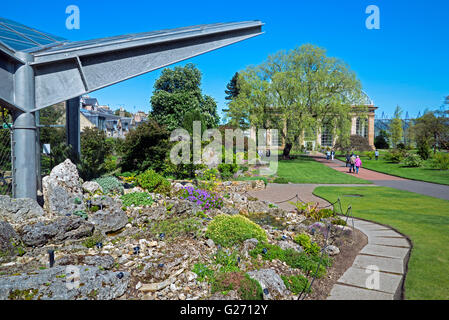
left=179, top=186, right=224, bottom=211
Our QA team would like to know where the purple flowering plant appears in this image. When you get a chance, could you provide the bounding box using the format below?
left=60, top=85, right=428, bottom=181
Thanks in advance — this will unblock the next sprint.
left=179, top=186, right=224, bottom=211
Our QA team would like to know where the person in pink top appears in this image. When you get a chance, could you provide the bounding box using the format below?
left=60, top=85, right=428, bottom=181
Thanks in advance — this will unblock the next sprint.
left=355, top=155, right=362, bottom=174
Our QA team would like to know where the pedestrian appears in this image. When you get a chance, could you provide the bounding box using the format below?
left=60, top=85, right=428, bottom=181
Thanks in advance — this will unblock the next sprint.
left=375, top=149, right=379, bottom=161
left=345, top=153, right=350, bottom=167
left=349, top=153, right=356, bottom=173
left=326, top=150, right=330, bottom=160
left=355, top=155, right=362, bottom=174
left=331, top=150, right=335, bottom=161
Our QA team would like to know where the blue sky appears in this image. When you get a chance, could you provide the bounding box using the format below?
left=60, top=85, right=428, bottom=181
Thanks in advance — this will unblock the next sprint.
left=3, top=0, right=448, bottom=121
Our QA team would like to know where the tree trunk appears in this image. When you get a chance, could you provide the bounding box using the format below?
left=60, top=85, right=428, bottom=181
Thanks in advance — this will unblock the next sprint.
left=282, top=143, right=293, bottom=159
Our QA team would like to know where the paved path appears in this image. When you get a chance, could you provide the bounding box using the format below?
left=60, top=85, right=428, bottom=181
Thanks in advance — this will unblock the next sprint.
left=247, top=183, right=374, bottom=211
left=327, top=218, right=411, bottom=300
left=248, top=181, right=411, bottom=300
left=314, top=155, right=449, bottom=200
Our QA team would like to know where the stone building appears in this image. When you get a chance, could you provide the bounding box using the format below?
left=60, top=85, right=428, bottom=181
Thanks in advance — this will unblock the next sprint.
left=249, top=93, right=377, bottom=150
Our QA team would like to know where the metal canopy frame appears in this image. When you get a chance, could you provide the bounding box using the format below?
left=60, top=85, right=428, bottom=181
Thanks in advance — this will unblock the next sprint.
left=0, top=18, right=264, bottom=199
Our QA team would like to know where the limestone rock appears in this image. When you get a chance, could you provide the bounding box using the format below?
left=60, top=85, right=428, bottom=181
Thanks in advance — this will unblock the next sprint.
left=209, top=290, right=240, bottom=300
left=82, top=181, right=102, bottom=194
left=0, top=221, right=22, bottom=259
left=0, top=266, right=130, bottom=300
left=324, top=245, right=340, bottom=256
left=42, top=159, right=85, bottom=216
left=277, top=240, right=303, bottom=253
left=0, top=195, right=45, bottom=225
left=19, top=216, right=94, bottom=247
left=89, top=195, right=128, bottom=233
left=247, top=269, right=287, bottom=300
left=90, top=209, right=128, bottom=234
left=241, top=238, right=259, bottom=258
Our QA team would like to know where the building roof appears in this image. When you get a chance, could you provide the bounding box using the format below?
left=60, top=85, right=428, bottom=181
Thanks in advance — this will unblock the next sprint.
left=0, top=17, right=65, bottom=53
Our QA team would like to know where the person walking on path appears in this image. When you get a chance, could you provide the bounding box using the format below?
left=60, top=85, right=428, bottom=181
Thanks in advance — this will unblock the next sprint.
left=326, top=150, right=331, bottom=160
left=331, top=150, right=335, bottom=160
left=355, top=155, right=362, bottom=174
left=375, top=149, right=379, bottom=160
left=349, top=153, right=356, bottom=173
left=345, top=153, right=350, bottom=167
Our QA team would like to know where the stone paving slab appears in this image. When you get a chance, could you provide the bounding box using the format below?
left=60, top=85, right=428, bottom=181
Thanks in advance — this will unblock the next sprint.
left=371, top=237, right=410, bottom=248
left=328, top=217, right=409, bottom=300
left=360, top=244, right=409, bottom=261
left=327, top=284, right=394, bottom=300
left=337, top=266, right=403, bottom=297
left=352, top=255, right=404, bottom=275
left=359, top=229, right=403, bottom=239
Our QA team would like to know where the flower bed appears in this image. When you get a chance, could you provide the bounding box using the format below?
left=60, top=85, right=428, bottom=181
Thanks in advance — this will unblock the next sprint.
left=179, top=186, right=224, bottom=211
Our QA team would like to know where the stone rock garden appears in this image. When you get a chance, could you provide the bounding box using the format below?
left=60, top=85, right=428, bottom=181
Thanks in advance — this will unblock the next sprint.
left=0, top=159, right=355, bottom=300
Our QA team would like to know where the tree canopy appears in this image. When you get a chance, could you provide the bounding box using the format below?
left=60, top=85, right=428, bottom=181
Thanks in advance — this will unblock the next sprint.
left=150, top=63, right=220, bottom=132
left=225, top=44, right=366, bottom=157
left=389, top=106, right=404, bottom=148
left=412, top=109, right=449, bottom=153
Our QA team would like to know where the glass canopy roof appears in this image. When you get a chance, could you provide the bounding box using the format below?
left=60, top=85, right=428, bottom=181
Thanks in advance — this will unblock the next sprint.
left=0, top=17, right=261, bottom=57
left=0, top=17, right=66, bottom=52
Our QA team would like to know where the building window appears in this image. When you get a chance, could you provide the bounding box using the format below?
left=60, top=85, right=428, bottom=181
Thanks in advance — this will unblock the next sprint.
left=321, top=125, right=333, bottom=147
left=356, top=117, right=368, bottom=138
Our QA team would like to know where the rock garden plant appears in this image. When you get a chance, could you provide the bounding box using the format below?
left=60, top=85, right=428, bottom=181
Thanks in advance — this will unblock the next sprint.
left=205, top=214, right=268, bottom=247
left=120, top=192, right=154, bottom=207
left=94, top=176, right=124, bottom=195
left=179, top=186, right=223, bottom=211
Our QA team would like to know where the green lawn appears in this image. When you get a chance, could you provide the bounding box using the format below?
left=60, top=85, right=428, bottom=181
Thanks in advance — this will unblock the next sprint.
left=313, top=186, right=449, bottom=300
left=276, top=156, right=372, bottom=184
left=337, top=151, right=449, bottom=185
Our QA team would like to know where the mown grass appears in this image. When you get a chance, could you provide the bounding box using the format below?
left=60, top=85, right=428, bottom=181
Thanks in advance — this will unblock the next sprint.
left=313, top=186, right=449, bottom=300
left=337, top=150, right=449, bottom=185
left=276, top=156, right=371, bottom=184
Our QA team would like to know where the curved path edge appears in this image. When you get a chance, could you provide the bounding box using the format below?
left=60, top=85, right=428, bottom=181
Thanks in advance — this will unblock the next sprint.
left=327, top=217, right=412, bottom=300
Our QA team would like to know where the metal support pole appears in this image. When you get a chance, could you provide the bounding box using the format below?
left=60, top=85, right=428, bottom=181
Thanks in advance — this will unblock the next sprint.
left=12, top=52, right=37, bottom=199
left=66, top=97, right=81, bottom=157
left=36, top=110, right=42, bottom=192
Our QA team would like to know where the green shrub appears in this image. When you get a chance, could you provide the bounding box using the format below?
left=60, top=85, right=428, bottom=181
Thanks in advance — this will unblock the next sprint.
left=104, top=155, right=118, bottom=173
left=289, top=201, right=335, bottom=221
left=331, top=217, right=347, bottom=226
left=417, top=140, right=432, bottom=160
left=218, top=163, right=239, bottom=180
left=366, top=151, right=375, bottom=160
left=136, top=169, right=171, bottom=195
left=431, top=153, right=449, bottom=170
left=211, top=272, right=263, bottom=300
left=120, top=119, right=171, bottom=173
left=94, top=176, right=124, bottom=194
left=281, top=275, right=311, bottom=294
left=249, top=242, right=330, bottom=277
left=82, top=233, right=104, bottom=248
left=205, top=214, right=267, bottom=247
left=384, top=149, right=406, bottom=163
left=273, top=177, right=289, bottom=184
left=120, top=192, right=153, bottom=207
left=148, top=216, right=203, bottom=240
left=78, top=128, right=113, bottom=181
left=401, top=153, right=423, bottom=167
left=293, top=233, right=321, bottom=256
left=192, top=263, right=215, bottom=282
left=214, top=250, right=240, bottom=273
